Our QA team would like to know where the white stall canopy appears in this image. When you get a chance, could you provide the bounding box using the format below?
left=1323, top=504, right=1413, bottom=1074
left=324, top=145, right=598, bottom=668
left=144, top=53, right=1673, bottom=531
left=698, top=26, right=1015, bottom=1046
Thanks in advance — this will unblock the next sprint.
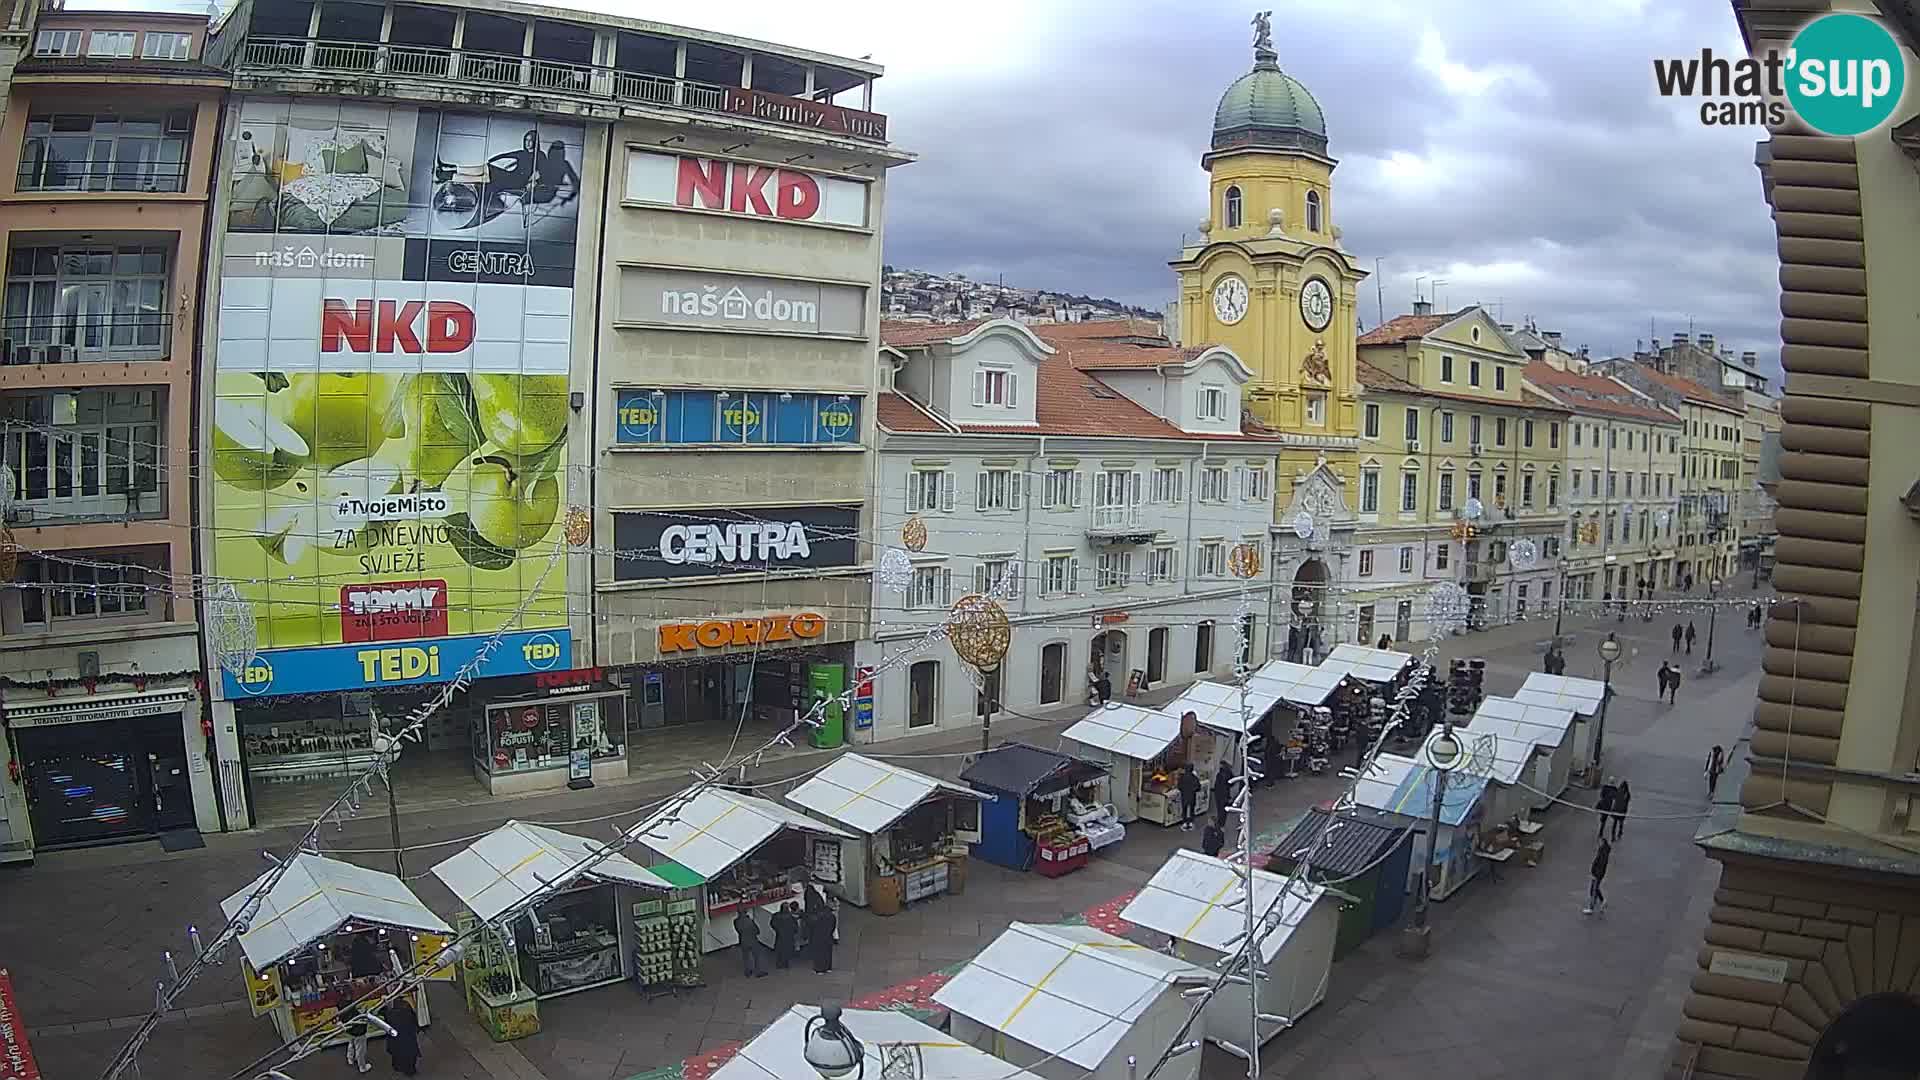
left=633, top=787, right=852, bottom=879
left=1471, top=697, right=1576, bottom=752
left=221, top=853, right=451, bottom=972
left=1513, top=673, right=1606, bottom=717
left=933, top=922, right=1208, bottom=1072
left=784, top=753, right=983, bottom=835
left=1322, top=643, right=1414, bottom=684
left=1428, top=725, right=1535, bottom=787
left=1061, top=703, right=1185, bottom=761
left=1246, top=659, right=1346, bottom=708
left=1352, top=753, right=1488, bottom=827
left=430, top=820, right=673, bottom=921
left=1164, top=680, right=1285, bottom=735
left=1121, top=849, right=1326, bottom=964
left=712, top=1005, right=1048, bottom=1080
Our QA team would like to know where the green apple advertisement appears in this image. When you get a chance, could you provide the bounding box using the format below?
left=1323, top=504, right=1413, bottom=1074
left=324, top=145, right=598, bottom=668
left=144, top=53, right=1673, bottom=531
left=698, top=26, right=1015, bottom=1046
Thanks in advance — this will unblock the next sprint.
left=213, top=99, right=582, bottom=698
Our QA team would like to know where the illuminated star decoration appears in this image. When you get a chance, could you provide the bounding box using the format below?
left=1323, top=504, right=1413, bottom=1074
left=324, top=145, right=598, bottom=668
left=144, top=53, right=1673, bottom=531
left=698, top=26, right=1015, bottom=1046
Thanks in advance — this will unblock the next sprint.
left=1425, top=581, right=1471, bottom=636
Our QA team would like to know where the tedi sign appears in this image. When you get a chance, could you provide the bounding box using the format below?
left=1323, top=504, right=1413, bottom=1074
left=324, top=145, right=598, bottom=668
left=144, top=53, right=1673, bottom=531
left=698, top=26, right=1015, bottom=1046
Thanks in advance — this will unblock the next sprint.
left=1653, top=13, right=1906, bottom=135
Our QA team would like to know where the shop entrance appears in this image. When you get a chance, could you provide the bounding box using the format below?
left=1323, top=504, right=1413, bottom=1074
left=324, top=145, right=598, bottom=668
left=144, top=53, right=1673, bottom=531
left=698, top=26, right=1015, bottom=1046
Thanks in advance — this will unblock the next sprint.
left=1091, top=629, right=1128, bottom=683
left=1146, top=628, right=1167, bottom=687
left=15, top=713, right=189, bottom=847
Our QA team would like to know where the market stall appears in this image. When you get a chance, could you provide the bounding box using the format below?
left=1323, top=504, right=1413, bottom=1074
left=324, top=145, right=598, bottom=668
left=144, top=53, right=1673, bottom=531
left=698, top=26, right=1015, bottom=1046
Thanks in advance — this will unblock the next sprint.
left=1350, top=753, right=1490, bottom=901
left=959, top=743, right=1109, bottom=874
left=1160, top=680, right=1284, bottom=776
left=1246, top=659, right=1350, bottom=778
left=430, top=820, right=678, bottom=1020
left=1268, top=809, right=1411, bottom=958
left=1433, top=722, right=1546, bottom=834
left=1059, top=703, right=1191, bottom=825
left=782, top=753, right=984, bottom=912
left=1468, top=696, right=1578, bottom=809
left=223, top=853, right=453, bottom=1047
left=1321, top=643, right=1415, bottom=685
left=632, top=787, right=853, bottom=954
left=712, top=1004, right=1047, bottom=1080
left=934, top=922, right=1208, bottom=1080
left=1121, top=849, right=1338, bottom=1053
left=1512, top=673, right=1607, bottom=776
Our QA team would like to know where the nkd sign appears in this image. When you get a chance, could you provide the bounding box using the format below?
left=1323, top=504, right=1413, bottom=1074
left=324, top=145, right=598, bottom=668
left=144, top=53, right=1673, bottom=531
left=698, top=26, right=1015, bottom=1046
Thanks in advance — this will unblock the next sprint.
left=611, top=505, right=859, bottom=581
left=625, top=150, right=870, bottom=229
left=619, top=266, right=866, bottom=338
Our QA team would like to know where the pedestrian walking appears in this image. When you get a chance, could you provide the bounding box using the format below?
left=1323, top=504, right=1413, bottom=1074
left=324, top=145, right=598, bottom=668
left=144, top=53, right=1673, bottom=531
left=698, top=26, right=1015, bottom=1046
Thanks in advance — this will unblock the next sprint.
left=771, top=902, right=800, bottom=968
left=383, top=997, right=420, bottom=1078
left=809, top=904, right=837, bottom=973
left=1602, top=590, right=1613, bottom=618
left=1260, top=726, right=1280, bottom=788
left=1211, top=760, right=1235, bottom=830
left=1376, top=633, right=1392, bottom=650
left=1666, top=664, right=1682, bottom=705
left=1201, top=821, right=1225, bottom=858
left=1584, top=837, right=1611, bottom=914
left=1596, top=777, right=1618, bottom=840
left=1685, top=621, right=1697, bottom=654
left=1176, top=763, right=1201, bottom=832
left=1657, top=662, right=1672, bottom=702
left=734, top=908, right=768, bottom=978
left=342, top=1003, right=372, bottom=1074
left=1685, top=573, right=1695, bottom=592
left=1706, top=745, right=1725, bottom=798
left=1611, top=779, right=1631, bottom=840
left=1672, top=624, right=1684, bottom=652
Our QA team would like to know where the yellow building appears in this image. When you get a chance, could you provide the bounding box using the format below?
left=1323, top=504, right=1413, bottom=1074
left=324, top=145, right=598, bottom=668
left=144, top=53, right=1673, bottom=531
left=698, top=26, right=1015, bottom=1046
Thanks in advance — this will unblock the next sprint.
left=1170, top=23, right=1370, bottom=646
left=1352, top=306, right=1571, bottom=636
left=1612, top=366, right=1745, bottom=588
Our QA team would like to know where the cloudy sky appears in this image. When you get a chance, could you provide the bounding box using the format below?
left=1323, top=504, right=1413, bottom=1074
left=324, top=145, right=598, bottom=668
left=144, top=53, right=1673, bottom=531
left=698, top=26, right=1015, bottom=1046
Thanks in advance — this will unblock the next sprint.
left=88, top=0, right=1780, bottom=370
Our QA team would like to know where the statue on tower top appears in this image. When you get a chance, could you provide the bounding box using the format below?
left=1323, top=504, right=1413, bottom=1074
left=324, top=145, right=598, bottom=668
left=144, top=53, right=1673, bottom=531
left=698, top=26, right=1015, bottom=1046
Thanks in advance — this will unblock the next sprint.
left=1252, top=10, right=1275, bottom=55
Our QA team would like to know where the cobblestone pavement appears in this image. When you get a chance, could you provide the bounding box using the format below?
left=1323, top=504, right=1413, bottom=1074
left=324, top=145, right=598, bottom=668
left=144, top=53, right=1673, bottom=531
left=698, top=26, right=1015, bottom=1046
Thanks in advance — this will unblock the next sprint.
left=0, top=594, right=1763, bottom=1079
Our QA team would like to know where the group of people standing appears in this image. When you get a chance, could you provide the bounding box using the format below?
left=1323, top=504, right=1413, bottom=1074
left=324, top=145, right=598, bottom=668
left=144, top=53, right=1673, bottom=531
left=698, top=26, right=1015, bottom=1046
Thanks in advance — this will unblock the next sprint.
left=734, top=883, right=838, bottom=979
left=339, top=933, right=421, bottom=1076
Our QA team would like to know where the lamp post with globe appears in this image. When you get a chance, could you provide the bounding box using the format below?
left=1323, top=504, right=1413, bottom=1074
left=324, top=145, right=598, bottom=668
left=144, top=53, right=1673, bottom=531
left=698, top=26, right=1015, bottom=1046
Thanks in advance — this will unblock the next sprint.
left=1401, top=722, right=1463, bottom=959
left=1593, top=633, right=1623, bottom=778
left=1701, top=577, right=1724, bottom=676
left=803, top=1003, right=865, bottom=1079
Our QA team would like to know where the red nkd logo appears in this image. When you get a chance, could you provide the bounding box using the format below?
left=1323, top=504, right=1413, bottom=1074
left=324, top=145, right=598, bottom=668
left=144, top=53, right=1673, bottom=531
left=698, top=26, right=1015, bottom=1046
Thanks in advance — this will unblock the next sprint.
left=675, top=157, right=822, bottom=221
left=321, top=299, right=476, bottom=354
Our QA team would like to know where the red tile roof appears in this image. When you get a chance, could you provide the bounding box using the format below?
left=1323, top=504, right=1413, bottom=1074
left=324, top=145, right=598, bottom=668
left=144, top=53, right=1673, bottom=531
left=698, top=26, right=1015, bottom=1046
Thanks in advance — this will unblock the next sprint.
left=1356, top=361, right=1572, bottom=414
left=879, top=319, right=992, bottom=347
left=1049, top=340, right=1208, bottom=371
left=1028, top=318, right=1168, bottom=344
left=875, top=391, right=953, bottom=434
left=1631, top=366, right=1745, bottom=412
left=1356, top=310, right=1464, bottom=346
left=1522, top=362, right=1679, bottom=424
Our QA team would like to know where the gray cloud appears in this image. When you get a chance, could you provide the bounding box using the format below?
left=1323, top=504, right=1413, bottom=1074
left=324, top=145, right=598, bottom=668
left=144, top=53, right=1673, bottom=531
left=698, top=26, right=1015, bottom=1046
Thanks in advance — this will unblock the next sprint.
left=877, top=1, right=1782, bottom=375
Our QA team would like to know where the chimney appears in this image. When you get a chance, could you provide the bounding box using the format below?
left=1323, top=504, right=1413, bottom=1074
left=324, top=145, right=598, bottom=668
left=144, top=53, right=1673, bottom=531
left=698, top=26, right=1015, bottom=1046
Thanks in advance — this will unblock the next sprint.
left=1544, top=331, right=1562, bottom=346
left=1579, top=346, right=1590, bottom=359
left=1741, top=350, right=1758, bottom=365
left=1699, top=332, right=1715, bottom=351
left=1673, top=332, right=1689, bottom=347
left=1412, top=299, right=1433, bottom=317
left=1500, top=323, right=1514, bottom=332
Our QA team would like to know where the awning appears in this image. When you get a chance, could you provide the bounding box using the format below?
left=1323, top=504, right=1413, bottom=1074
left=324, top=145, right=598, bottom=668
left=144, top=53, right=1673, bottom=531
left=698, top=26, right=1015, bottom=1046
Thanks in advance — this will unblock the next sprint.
left=960, top=742, right=1107, bottom=798
left=1470, top=696, right=1576, bottom=749
left=221, top=853, right=450, bottom=971
left=1321, top=643, right=1413, bottom=684
left=430, top=820, right=673, bottom=922
left=1060, top=703, right=1184, bottom=761
left=1351, top=754, right=1487, bottom=827
left=1513, top=673, right=1606, bottom=717
left=1121, top=849, right=1326, bottom=964
left=712, top=1005, right=1048, bottom=1080
left=633, top=788, right=852, bottom=881
left=4, top=688, right=193, bottom=728
left=1246, top=659, right=1345, bottom=707
left=932, top=922, right=1207, bottom=1071
left=1163, top=680, right=1285, bottom=735
left=783, top=754, right=982, bottom=836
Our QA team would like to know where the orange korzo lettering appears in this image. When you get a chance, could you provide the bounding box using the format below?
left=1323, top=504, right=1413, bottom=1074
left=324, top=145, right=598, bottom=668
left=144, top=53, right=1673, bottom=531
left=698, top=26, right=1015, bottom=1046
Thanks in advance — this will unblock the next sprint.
left=763, top=615, right=793, bottom=643
left=658, top=623, right=697, bottom=653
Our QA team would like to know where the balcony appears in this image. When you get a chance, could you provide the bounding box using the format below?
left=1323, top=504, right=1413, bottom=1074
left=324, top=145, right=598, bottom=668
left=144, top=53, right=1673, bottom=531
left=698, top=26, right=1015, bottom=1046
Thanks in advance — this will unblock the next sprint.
left=235, top=37, right=889, bottom=143
left=16, top=160, right=188, bottom=195
left=1088, top=504, right=1157, bottom=545
left=1, top=313, right=172, bottom=365
left=4, top=241, right=174, bottom=364
left=1, top=387, right=166, bottom=526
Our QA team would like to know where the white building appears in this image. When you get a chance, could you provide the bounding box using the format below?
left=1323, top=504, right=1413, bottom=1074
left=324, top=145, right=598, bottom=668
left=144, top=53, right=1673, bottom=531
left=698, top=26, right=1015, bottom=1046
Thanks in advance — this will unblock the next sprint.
left=860, top=318, right=1278, bottom=742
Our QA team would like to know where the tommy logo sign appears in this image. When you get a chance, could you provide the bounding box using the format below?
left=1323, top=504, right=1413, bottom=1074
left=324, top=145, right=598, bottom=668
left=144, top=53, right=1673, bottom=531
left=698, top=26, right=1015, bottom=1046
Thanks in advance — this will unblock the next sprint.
left=658, top=612, right=827, bottom=654
left=625, top=150, right=870, bottom=228
left=321, top=299, right=476, bottom=353
left=340, top=580, right=450, bottom=643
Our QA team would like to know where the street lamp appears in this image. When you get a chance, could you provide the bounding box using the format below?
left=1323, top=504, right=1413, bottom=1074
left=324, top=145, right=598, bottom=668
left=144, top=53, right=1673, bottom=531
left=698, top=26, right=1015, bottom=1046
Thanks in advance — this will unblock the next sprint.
left=1592, top=633, right=1623, bottom=781
left=1702, top=578, right=1724, bottom=675
left=803, top=1003, right=865, bottom=1079
left=1401, top=723, right=1462, bottom=959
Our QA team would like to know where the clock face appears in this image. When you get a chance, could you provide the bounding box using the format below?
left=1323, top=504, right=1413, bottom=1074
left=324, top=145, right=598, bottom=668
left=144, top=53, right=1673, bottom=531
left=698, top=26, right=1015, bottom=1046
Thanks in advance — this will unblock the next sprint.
left=1300, top=277, right=1334, bottom=332
left=1212, top=275, right=1249, bottom=325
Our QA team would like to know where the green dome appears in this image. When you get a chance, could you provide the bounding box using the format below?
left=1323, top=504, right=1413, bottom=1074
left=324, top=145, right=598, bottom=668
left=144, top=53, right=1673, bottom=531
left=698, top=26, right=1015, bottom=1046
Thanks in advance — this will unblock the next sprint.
left=1211, top=54, right=1327, bottom=156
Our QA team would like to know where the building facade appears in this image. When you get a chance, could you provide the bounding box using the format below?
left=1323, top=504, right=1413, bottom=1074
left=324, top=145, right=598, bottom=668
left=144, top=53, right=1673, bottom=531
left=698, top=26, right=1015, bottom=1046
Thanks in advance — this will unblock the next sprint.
left=1609, top=363, right=1746, bottom=588
left=1350, top=305, right=1571, bottom=637
left=863, top=319, right=1275, bottom=741
left=0, top=8, right=226, bottom=859
left=190, top=0, right=900, bottom=827
left=1522, top=359, right=1682, bottom=603
left=1667, top=5, right=1920, bottom=1077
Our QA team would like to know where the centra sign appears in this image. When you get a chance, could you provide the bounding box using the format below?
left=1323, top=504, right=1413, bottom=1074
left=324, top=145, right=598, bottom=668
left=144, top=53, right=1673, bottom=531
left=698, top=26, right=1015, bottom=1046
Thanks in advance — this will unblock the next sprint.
left=660, top=521, right=811, bottom=566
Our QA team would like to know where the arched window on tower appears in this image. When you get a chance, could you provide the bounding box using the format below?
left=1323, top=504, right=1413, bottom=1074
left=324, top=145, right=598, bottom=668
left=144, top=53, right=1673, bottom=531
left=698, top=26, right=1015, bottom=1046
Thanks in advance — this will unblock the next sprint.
left=1224, top=186, right=1243, bottom=229
left=1306, top=190, right=1323, bottom=233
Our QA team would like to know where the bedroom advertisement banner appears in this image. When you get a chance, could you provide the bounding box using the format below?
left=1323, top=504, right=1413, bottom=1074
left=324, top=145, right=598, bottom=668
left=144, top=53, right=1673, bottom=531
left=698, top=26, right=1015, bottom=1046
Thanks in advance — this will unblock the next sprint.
left=213, top=100, right=581, bottom=697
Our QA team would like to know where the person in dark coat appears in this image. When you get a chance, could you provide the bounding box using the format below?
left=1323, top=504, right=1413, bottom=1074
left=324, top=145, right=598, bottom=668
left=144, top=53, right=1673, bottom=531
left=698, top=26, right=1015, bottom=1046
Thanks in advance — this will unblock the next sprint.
left=1260, top=728, right=1280, bottom=788
left=810, top=905, right=837, bottom=973
left=1585, top=837, right=1611, bottom=914
left=348, top=933, right=382, bottom=979
left=1672, top=624, right=1684, bottom=652
left=1596, top=778, right=1618, bottom=840
left=1211, top=761, right=1234, bottom=830
left=734, top=908, right=768, bottom=978
left=1376, top=634, right=1392, bottom=650
left=1611, top=780, right=1631, bottom=840
left=1176, top=764, right=1201, bottom=832
left=1666, top=664, right=1682, bottom=705
left=1706, top=745, right=1726, bottom=797
left=771, top=903, right=800, bottom=968
left=383, top=996, right=420, bottom=1077
left=1657, top=662, right=1673, bottom=702
left=1685, top=621, right=1697, bottom=654
left=1201, top=821, right=1225, bottom=858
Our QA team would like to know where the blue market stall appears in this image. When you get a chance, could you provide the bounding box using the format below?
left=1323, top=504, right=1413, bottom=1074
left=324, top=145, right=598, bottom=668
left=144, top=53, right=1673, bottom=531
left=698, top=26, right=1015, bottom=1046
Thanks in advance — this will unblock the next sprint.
left=959, top=742, right=1109, bottom=873
left=1350, top=753, right=1489, bottom=901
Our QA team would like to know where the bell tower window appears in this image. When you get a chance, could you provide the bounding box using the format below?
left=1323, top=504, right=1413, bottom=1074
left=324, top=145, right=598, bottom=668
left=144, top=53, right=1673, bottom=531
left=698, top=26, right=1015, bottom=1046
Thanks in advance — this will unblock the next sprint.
left=1224, top=185, right=1243, bottom=229
left=1306, top=190, right=1323, bottom=233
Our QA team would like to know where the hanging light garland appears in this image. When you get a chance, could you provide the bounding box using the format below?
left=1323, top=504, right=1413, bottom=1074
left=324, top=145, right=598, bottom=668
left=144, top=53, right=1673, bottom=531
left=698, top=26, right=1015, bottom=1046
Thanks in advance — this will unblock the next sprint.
left=946, top=593, right=1011, bottom=671
left=563, top=505, right=591, bottom=547
left=900, top=515, right=928, bottom=553
left=205, top=579, right=259, bottom=676
left=876, top=547, right=915, bottom=593
left=1507, top=537, right=1539, bottom=571
left=1227, top=541, right=1263, bottom=580
left=1425, top=581, right=1471, bottom=636
left=0, top=524, right=17, bottom=582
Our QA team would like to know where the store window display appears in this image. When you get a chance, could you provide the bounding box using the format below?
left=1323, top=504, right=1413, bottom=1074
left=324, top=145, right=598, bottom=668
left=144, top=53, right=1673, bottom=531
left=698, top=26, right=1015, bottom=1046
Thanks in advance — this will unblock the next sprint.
left=478, top=696, right=625, bottom=775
